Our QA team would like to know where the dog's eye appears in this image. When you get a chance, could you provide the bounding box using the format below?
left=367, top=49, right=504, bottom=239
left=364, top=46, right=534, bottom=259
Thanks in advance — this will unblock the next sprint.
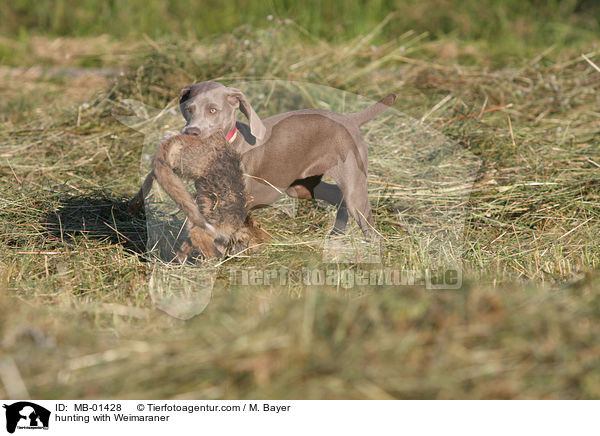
left=209, top=108, right=217, bottom=114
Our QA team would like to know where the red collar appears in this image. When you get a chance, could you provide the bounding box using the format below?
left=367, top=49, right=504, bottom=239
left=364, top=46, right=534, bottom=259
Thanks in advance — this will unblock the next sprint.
left=226, top=126, right=237, bottom=142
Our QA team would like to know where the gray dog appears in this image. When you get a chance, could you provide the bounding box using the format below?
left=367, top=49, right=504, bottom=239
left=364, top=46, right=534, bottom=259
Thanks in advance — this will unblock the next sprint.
left=129, top=81, right=396, bottom=236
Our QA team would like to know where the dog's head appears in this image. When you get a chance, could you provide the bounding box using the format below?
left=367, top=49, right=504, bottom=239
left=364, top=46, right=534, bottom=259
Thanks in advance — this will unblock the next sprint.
left=179, top=81, right=266, bottom=141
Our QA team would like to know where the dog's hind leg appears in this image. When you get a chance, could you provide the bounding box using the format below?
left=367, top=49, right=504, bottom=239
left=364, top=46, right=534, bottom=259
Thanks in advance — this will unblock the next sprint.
left=326, top=162, right=375, bottom=238
left=343, top=181, right=375, bottom=238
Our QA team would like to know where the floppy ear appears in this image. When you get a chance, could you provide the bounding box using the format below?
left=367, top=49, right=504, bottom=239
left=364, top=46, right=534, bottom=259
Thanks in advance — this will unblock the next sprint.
left=179, top=86, right=192, bottom=104
left=226, top=88, right=266, bottom=141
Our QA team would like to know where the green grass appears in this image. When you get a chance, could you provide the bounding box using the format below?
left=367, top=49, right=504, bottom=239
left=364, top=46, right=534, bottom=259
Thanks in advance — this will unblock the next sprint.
left=2, top=0, right=600, bottom=62
left=0, top=11, right=599, bottom=399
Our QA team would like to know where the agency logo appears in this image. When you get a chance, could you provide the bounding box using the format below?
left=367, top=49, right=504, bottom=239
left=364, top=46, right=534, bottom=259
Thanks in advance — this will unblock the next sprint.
left=2, top=402, right=50, bottom=434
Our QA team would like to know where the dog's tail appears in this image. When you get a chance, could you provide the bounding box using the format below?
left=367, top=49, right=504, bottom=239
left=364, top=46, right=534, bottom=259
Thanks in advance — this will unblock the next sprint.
left=154, top=139, right=215, bottom=233
left=346, top=94, right=396, bottom=126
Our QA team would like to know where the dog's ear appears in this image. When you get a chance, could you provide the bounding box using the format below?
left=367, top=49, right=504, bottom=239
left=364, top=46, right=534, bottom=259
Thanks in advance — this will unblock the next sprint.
left=226, top=88, right=266, bottom=141
left=179, top=86, right=192, bottom=104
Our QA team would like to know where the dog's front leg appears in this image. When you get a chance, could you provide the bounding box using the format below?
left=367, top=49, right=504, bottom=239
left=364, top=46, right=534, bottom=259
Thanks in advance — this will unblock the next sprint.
left=313, top=181, right=349, bottom=235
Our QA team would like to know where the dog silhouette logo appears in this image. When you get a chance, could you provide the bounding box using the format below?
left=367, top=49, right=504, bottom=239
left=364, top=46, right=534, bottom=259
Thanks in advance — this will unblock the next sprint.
left=2, top=402, right=50, bottom=434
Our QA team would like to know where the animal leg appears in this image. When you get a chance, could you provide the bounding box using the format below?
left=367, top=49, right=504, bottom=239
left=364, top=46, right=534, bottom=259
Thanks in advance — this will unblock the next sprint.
left=175, top=222, right=224, bottom=262
left=288, top=176, right=349, bottom=235
left=313, top=181, right=349, bottom=235
left=128, top=171, right=155, bottom=214
left=326, top=165, right=375, bottom=238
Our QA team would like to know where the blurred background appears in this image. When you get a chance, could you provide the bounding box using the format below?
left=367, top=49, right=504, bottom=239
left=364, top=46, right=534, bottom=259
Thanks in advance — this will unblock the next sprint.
left=2, top=0, right=599, bottom=56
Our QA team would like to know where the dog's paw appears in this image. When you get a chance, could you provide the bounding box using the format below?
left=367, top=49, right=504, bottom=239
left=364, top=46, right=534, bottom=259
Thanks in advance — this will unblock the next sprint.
left=329, top=227, right=345, bottom=237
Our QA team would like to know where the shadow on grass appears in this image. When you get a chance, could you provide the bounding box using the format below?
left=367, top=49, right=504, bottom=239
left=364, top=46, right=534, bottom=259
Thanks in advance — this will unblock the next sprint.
left=43, top=190, right=147, bottom=255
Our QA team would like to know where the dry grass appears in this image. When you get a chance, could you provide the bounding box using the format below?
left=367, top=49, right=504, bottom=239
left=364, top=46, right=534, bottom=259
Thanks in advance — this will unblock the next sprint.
left=0, top=21, right=599, bottom=399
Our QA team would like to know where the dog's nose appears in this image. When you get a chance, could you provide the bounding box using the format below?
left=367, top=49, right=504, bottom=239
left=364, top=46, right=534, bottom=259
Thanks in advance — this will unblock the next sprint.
left=183, top=127, right=201, bottom=137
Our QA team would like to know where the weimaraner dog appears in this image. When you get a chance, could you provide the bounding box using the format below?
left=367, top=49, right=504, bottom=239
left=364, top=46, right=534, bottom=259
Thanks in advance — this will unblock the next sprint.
left=129, top=81, right=396, bottom=237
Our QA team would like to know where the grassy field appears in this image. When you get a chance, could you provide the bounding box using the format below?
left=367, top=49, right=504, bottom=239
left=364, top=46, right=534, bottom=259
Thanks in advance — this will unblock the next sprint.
left=1, top=4, right=600, bottom=399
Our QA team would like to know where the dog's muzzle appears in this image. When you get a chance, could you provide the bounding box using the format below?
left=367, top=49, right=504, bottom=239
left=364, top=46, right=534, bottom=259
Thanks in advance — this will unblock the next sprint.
left=182, top=126, right=201, bottom=137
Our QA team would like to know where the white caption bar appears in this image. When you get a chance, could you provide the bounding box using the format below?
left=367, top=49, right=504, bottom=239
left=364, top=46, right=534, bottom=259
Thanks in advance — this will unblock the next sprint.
left=1, top=400, right=597, bottom=435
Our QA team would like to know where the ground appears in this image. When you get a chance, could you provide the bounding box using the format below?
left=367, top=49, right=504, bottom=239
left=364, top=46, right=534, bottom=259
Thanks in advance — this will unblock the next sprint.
left=0, top=14, right=599, bottom=399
